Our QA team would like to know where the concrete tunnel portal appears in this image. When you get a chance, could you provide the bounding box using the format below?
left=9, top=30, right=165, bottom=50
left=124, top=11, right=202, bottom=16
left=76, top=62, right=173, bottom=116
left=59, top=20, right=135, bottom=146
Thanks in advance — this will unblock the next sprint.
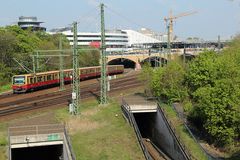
left=11, top=144, right=63, bottom=160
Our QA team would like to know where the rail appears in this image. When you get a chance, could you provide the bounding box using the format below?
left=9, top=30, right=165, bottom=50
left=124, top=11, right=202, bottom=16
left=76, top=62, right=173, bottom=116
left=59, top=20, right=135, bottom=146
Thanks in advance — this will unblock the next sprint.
left=121, top=99, right=152, bottom=160
left=157, top=104, right=191, bottom=160
left=64, top=126, right=76, bottom=160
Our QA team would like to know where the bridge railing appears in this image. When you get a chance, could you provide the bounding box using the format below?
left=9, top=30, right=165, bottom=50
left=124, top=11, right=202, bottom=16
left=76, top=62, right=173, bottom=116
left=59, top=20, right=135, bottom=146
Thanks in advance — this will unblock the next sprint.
left=121, top=99, right=152, bottom=160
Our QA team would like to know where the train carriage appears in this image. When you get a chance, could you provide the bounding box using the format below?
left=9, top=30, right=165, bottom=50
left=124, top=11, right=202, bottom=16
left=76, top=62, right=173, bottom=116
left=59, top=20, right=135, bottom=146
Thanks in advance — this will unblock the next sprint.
left=12, top=65, right=124, bottom=93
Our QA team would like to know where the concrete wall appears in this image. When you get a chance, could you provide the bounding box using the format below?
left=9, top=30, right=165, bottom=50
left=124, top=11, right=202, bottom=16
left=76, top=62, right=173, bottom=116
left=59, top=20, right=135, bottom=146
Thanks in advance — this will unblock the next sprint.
left=151, top=110, right=187, bottom=160
left=134, top=110, right=188, bottom=160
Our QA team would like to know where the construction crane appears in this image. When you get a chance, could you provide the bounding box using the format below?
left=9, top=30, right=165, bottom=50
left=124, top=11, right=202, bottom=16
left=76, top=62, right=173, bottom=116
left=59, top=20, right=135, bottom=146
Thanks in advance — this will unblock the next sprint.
left=164, top=10, right=197, bottom=41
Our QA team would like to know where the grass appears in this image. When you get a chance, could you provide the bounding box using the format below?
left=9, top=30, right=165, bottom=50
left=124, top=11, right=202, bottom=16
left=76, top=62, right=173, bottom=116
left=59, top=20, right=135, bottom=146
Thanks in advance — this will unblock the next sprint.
left=160, top=103, right=209, bottom=160
left=0, top=123, right=8, bottom=160
left=0, top=84, right=11, bottom=94
left=55, top=99, right=145, bottom=160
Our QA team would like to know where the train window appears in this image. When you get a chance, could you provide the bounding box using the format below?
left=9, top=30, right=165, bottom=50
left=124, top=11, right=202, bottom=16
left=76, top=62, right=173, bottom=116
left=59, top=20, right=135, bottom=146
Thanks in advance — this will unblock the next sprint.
left=81, top=69, right=86, bottom=74
left=30, top=77, right=34, bottom=84
left=37, top=76, right=42, bottom=82
left=64, top=72, right=68, bottom=78
left=13, top=76, right=25, bottom=84
left=47, top=75, right=52, bottom=81
left=43, top=76, right=46, bottom=82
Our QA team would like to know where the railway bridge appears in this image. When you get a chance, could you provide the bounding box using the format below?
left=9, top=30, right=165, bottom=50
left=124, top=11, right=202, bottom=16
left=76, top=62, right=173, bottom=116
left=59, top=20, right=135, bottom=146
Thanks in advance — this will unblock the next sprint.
left=107, top=48, right=201, bottom=69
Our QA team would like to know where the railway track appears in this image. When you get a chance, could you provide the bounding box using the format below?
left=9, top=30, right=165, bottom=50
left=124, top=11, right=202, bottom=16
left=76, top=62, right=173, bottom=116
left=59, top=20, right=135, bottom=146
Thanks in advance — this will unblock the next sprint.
left=0, top=74, right=142, bottom=117
left=0, top=76, right=137, bottom=107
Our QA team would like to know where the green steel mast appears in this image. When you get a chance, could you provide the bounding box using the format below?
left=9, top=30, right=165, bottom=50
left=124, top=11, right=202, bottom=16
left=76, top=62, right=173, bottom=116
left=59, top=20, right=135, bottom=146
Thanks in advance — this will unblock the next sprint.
left=100, top=3, right=108, bottom=105
left=72, top=22, right=80, bottom=114
left=59, top=35, right=65, bottom=91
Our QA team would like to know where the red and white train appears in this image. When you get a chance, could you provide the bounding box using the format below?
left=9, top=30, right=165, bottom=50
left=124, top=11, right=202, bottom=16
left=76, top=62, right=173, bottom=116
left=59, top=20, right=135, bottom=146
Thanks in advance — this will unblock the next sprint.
left=12, top=65, right=124, bottom=93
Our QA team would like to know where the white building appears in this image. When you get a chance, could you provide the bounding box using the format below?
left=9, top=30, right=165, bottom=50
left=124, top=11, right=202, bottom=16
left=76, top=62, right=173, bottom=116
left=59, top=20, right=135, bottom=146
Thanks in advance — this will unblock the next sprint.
left=58, top=30, right=128, bottom=52
left=138, top=28, right=168, bottom=42
left=50, top=29, right=163, bottom=52
left=123, top=29, right=161, bottom=47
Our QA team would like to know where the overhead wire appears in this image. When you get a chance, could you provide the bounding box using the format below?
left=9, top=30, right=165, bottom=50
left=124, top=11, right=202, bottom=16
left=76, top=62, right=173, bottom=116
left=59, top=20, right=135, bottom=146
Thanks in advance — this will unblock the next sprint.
left=105, top=5, right=151, bottom=30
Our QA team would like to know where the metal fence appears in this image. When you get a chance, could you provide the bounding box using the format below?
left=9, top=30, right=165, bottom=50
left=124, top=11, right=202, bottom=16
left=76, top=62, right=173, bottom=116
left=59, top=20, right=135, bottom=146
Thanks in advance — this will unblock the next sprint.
left=64, top=127, right=76, bottom=160
left=157, top=104, right=191, bottom=160
left=8, top=124, right=76, bottom=160
left=121, top=99, right=153, bottom=160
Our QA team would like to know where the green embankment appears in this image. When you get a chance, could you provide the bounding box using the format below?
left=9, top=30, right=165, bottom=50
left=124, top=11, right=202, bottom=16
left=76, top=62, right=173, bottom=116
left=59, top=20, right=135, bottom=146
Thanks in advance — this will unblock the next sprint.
left=0, top=124, right=8, bottom=160
left=55, top=100, right=145, bottom=160
left=160, top=103, right=208, bottom=160
left=0, top=84, right=11, bottom=94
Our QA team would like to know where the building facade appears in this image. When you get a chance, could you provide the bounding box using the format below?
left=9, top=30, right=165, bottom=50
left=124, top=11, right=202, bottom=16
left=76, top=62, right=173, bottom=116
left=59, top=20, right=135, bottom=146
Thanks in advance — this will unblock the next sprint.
left=49, top=29, right=165, bottom=52
left=18, top=16, right=46, bottom=31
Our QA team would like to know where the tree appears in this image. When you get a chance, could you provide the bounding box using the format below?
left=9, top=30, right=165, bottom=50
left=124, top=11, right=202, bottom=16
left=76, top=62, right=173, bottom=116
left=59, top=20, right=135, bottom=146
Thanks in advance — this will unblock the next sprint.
left=185, top=51, right=219, bottom=93
left=151, top=61, right=187, bottom=103
left=192, top=79, right=240, bottom=145
left=0, top=63, right=12, bottom=85
left=187, top=48, right=240, bottom=146
left=139, top=63, right=154, bottom=96
left=79, top=49, right=100, bottom=67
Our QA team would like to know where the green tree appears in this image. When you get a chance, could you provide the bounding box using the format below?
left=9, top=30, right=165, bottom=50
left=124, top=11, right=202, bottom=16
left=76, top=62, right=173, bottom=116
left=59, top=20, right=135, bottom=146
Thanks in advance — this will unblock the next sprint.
left=139, top=63, right=154, bottom=96
left=79, top=49, right=100, bottom=67
left=193, top=79, right=240, bottom=145
left=151, top=61, right=187, bottom=103
left=0, top=63, right=12, bottom=85
left=187, top=48, right=240, bottom=146
left=185, top=51, right=219, bottom=93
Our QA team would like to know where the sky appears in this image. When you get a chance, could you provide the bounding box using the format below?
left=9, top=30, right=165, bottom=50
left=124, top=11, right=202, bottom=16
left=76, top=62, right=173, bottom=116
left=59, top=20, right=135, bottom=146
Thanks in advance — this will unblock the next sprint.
left=0, top=0, right=239, bottom=40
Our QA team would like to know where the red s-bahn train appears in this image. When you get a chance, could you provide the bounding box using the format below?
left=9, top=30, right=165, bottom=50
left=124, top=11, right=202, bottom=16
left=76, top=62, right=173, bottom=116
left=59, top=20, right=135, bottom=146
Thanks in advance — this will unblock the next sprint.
left=12, top=65, right=124, bottom=93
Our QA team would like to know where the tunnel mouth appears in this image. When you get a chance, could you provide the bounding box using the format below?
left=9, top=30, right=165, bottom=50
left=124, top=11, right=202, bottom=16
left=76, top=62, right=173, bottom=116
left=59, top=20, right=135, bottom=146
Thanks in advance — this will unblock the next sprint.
left=133, top=112, right=171, bottom=158
left=133, top=112, right=157, bottom=138
left=11, top=144, right=63, bottom=160
left=108, top=58, right=136, bottom=68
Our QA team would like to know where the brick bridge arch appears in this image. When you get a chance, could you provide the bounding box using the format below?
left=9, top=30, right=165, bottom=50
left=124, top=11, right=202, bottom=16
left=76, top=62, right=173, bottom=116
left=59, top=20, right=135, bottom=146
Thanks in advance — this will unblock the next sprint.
left=107, top=53, right=177, bottom=69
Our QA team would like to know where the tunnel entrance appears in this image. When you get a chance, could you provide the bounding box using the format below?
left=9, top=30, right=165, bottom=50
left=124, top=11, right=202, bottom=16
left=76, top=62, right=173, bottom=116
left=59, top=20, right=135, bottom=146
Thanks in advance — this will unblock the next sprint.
left=141, top=57, right=167, bottom=67
left=11, top=144, right=63, bottom=160
left=133, top=112, right=156, bottom=138
left=108, top=58, right=136, bottom=68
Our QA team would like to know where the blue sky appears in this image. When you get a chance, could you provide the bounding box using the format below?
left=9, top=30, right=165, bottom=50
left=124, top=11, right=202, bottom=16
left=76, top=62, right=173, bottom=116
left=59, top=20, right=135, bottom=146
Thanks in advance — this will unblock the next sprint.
left=0, top=0, right=239, bottom=40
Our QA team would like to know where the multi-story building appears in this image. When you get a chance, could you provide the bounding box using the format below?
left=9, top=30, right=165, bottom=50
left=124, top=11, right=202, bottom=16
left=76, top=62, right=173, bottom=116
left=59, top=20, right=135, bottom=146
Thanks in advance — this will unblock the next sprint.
left=56, top=29, right=129, bottom=52
left=18, top=16, right=46, bottom=31
left=49, top=28, right=164, bottom=52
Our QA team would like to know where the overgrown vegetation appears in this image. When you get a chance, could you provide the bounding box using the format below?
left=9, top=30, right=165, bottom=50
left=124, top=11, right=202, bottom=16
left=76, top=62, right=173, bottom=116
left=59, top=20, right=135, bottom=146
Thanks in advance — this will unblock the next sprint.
left=141, top=36, right=240, bottom=155
left=161, top=103, right=208, bottom=160
left=0, top=25, right=100, bottom=88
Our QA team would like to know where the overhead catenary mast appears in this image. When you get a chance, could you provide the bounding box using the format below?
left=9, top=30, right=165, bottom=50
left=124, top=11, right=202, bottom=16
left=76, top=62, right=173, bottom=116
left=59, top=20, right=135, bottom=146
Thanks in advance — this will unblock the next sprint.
left=72, top=21, right=80, bottom=114
left=100, top=3, right=108, bottom=105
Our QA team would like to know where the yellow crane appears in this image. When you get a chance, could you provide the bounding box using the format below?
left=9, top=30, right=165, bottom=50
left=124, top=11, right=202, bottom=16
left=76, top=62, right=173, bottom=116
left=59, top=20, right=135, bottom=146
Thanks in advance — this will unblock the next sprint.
left=164, top=10, right=197, bottom=41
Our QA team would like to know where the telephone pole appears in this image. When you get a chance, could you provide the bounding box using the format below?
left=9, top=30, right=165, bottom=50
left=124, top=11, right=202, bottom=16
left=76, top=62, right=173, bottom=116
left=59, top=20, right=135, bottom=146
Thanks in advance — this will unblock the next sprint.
left=100, top=3, right=108, bottom=105
left=72, top=22, right=80, bottom=114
